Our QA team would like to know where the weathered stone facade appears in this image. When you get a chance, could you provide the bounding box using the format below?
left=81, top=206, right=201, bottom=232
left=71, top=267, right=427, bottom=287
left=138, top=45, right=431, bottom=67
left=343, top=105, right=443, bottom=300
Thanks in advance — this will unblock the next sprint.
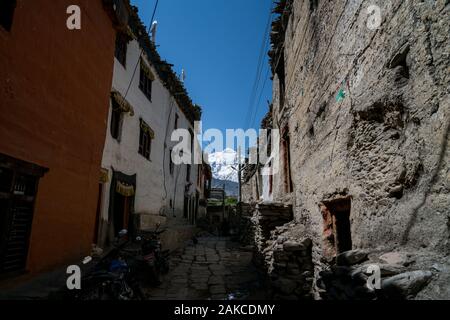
left=244, top=0, right=449, bottom=299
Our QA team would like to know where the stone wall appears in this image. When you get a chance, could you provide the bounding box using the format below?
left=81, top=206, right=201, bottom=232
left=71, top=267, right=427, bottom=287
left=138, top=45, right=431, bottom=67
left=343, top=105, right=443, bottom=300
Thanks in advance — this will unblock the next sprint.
left=241, top=178, right=256, bottom=204
left=237, top=203, right=255, bottom=246
left=264, top=222, right=314, bottom=299
left=266, top=0, right=449, bottom=299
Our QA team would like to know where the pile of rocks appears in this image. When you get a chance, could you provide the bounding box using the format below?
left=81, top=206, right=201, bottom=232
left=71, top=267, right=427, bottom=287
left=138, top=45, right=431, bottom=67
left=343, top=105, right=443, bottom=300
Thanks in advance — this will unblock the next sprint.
left=239, top=202, right=254, bottom=217
left=262, top=223, right=314, bottom=299
left=237, top=203, right=256, bottom=246
left=317, top=250, right=434, bottom=300
left=251, top=202, right=293, bottom=259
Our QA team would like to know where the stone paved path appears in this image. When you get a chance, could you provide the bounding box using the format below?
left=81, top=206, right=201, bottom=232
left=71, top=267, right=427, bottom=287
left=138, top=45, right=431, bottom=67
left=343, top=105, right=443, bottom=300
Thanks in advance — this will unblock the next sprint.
left=144, top=237, right=267, bottom=300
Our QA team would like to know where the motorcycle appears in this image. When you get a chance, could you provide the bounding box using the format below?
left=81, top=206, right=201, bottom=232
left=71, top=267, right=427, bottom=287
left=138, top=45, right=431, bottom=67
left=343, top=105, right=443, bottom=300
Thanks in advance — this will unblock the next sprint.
left=137, top=224, right=170, bottom=285
left=74, top=230, right=145, bottom=300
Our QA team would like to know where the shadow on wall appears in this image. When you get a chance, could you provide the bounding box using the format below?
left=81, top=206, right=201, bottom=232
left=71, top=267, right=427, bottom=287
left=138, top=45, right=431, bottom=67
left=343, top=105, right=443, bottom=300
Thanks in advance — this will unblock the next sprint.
left=401, top=122, right=449, bottom=245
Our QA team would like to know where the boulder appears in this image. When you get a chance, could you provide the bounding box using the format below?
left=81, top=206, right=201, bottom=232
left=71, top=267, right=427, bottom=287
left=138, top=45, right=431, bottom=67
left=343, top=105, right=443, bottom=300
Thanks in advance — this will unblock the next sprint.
left=379, top=251, right=413, bottom=267
left=354, top=263, right=404, bottom=277
left=283, top=239, right=312, bottom=252
left=336, top=250, right=369, bottom=266
left=381, top=270, right=433, bottom=299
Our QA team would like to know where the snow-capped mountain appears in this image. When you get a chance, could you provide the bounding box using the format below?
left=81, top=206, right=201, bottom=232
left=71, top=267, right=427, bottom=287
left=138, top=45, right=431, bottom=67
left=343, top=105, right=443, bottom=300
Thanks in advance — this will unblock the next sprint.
left=208, top=148, right=238, bottom=183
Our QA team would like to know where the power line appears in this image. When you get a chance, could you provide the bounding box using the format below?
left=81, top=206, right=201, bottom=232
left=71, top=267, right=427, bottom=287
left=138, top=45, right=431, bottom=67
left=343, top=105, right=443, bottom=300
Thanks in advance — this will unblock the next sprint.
left=244, top=2, right=274, bottom=129
left=248, top=35, right=272, bottom=129
left=252, top=20, right=288, bottom=129
left=251, top=68, right=270, bottom=128
left=122, top=0, right=160, bottom=102
left=245, top=7, right=272, bottom=129
left=251, top=31, right=287, bottom=128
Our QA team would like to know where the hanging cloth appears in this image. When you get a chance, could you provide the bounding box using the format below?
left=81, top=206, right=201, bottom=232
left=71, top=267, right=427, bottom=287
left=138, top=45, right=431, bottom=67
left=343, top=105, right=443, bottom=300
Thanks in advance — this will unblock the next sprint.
left=116, top=181, right=135, bottom=197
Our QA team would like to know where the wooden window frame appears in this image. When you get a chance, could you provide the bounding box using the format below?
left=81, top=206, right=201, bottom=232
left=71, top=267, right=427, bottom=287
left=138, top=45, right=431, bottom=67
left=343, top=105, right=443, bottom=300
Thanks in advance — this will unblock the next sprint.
left=139, top=66, right=153, bottom=102
left=110, top=100, right=123, bottom=141
left=115, top=32, right=128, bottom=68
left=139, top=120, right=152, bottom=161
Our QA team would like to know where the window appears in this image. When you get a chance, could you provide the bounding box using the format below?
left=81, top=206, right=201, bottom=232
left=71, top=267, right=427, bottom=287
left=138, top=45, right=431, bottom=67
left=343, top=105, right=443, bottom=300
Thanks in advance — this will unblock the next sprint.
left=0, top=153, right=47, bottom=276
left=139, top=119, right=153, bottom=161
left=115, top=32, right=128, bottom=67
left=139, top=62, right=153, bottom=101
left=110, top=100, right=123, bottom=141
left=0, top=0, right=16, bottom=32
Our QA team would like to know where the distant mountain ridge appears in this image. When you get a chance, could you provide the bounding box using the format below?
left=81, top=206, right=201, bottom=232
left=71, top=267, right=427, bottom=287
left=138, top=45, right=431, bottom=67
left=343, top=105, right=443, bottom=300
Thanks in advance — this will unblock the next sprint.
left=208, top=149, right=239, bottom=198
left=208, top=149, right=238, bottom=183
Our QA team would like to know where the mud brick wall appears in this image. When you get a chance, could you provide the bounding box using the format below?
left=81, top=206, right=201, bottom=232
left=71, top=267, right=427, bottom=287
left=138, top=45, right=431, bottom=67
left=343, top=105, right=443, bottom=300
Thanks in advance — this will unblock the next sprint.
left=270, top=0, right=449, bottom=274
left=266, top=0, right=449, bottom=299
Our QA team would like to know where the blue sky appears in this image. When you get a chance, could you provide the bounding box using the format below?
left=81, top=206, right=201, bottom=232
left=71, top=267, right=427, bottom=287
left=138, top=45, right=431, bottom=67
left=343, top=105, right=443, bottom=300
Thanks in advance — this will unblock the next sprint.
left=130, top=0, right=274, bottom=138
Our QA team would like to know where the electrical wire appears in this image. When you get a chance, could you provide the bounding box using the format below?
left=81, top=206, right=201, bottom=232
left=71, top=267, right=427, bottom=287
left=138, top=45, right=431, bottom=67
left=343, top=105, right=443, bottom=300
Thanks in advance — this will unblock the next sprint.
left=121, top=0, right=160, bottom=103
left=250, top=68, right=271, bottom=127
left=244, top=1, right=274, bottom=129
left=244, top=6, right=272, bottom=129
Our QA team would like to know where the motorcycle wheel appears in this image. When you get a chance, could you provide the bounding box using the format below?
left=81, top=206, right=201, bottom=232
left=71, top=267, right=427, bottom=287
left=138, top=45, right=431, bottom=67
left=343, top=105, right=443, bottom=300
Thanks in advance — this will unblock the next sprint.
left=77, top=282, right=113, bottom=300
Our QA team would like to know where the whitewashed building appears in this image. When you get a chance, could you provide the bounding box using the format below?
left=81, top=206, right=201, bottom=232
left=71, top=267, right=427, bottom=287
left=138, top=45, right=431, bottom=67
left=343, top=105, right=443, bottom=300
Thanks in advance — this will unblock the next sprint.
left=96, top=8, right=203, bottom=250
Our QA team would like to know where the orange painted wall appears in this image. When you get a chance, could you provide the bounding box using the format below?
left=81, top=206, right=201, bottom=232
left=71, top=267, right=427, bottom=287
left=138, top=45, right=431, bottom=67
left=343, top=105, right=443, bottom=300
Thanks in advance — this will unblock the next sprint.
left=0, top=1, right=116, bottom=275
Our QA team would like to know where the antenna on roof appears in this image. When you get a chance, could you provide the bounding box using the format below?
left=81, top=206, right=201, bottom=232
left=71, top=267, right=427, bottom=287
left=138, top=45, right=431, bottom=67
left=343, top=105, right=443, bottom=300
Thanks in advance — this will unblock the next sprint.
left=150, top=21, right=158, bottom=43
left=181, top=69, right=186, bottom=83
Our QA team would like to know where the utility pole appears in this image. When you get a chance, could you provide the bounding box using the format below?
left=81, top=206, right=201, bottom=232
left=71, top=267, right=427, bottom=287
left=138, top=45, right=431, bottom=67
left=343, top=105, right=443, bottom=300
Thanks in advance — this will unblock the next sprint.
left=238, top=146, right=242, bottom=203
left=231, top=147, right=248, bottom=204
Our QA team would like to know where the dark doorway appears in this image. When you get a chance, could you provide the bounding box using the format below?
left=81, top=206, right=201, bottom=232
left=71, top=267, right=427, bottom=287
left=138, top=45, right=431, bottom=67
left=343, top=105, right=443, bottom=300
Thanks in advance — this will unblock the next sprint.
left=113, top=193, right=132, bottom=234
left=320, top=197, right=352, bottom=259
left=107, top=171, right=136, bottom=244
left=332, top=200, right=352, bottom=254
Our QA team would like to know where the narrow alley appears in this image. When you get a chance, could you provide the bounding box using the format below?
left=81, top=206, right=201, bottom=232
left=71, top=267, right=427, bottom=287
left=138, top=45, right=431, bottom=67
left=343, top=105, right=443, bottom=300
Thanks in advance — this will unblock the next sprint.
left=144, top=237, right=267, bottom=300
left=0, top=0, right=448, bottom=307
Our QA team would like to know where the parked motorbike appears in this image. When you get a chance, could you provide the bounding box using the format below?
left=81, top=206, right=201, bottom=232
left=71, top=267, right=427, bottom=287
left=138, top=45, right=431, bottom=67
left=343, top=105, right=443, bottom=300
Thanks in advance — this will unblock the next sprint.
left=136, top=224, right=170, bottom=286
left=73, top=230, right=145, bottom=300
left=60, top=226, right=170, bottom=300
